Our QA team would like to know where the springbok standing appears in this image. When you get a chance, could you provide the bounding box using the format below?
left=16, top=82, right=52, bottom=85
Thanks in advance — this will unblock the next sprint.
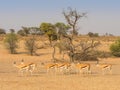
left=71, top=63, right=91, bottom=74
left=13, top=59, right=36, bottom=76
left=96, top=60, right=112, bottom=75
left=55, top=62, right=71, bottom=74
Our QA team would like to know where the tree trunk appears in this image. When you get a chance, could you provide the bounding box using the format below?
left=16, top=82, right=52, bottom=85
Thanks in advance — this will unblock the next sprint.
left=52, top=46, right=56, bottom=63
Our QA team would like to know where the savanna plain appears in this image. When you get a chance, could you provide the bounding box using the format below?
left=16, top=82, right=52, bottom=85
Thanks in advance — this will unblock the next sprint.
left=0, top=36, right=120, bottom=90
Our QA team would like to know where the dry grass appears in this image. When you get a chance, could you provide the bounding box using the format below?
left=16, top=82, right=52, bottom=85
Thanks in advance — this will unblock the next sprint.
left=0, top=36, right=120, bottom=90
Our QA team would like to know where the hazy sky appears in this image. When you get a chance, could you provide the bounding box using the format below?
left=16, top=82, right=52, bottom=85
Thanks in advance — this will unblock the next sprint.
left=0, top=0, right=120, bottom=35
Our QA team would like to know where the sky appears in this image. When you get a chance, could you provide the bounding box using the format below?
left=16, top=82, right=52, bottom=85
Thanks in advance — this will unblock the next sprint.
left=0, top=0, right=120, bottom=35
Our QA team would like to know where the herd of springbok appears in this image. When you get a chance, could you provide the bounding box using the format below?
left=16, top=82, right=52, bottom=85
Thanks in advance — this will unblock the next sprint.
left=13, top=59, right=112, bottom=76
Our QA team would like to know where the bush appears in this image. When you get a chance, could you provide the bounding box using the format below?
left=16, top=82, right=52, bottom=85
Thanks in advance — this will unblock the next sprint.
left=25, top=36, right=38, bottom=56
left=67, top=40, right=100, bottom=62
left=72, top=51, right=98, bottom=61
left=17, top=30, right=26, bottom=36
left=88, top=32, right=99, bottom=37
left=95, top=51, right=112, bottom=58
left=0, top=28, right=6, bottom=34
left=110, top=39, right=120, bottom=57
left=50, top=34, right=58, bottom=41
left=4, top=33, right=18, bottom=54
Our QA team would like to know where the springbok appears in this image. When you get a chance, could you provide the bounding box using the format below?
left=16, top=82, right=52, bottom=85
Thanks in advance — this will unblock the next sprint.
left=71, top=63, right=91, bottom=74
left=55, top=62, right=71, bottom=73
left=41, top=62, right=57, bottom=73
left=13, top=60, right=36, bottom=76
left=96, top=63, right=112, bottom=75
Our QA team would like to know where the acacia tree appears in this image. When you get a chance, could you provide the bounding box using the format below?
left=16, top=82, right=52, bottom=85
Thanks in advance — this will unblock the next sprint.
left=29, top=27, right=43, bottom=35
left=40, top=23, right=57, bottom=45
left=18, top=26, right=30, bottom=36
left=17, top=26, right=43, bottom=36
left=63, top=7, right=86, bottom=38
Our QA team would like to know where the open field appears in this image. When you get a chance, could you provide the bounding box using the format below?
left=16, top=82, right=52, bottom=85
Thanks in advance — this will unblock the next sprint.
left=0, top=36, right=120, bottom=90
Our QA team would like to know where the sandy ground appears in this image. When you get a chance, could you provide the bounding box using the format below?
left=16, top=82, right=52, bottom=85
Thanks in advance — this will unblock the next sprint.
left=0, top=40, right=120, bottom=90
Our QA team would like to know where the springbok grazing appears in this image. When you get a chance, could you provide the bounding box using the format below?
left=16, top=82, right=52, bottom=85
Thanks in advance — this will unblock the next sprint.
left=71, top=63, right=91, bottom=74
left=96, top=61, right=112, bottom=75
left=13, top=60, right=36, bottom=76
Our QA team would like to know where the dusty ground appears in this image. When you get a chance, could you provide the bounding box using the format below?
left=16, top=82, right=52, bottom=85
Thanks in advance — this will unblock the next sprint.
left=0, top=38, right=120, bottom=90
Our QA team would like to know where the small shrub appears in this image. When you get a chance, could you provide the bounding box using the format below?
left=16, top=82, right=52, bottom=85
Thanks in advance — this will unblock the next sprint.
left=0, top=28, right=6, bottom=34
left=95, top=51, right=112, bottom=58
left=88, top=32, right=99, bottom=37
left=25, top=36, right=38, bottom=56
left=4, top=33, right=18, bottom=54
left=110, top=39, right=120, bottom=57
left=50, top=34, right=58, bottom=41
left=68, top=40, right=100, bottom=62
left=17, top=30, right=26, bottom=36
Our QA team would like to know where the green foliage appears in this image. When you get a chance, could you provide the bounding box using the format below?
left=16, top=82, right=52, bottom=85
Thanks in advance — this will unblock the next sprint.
left=110, top=39, right=120, bottom=57
left=55, top=22, right=70, bottom=36
left=17, top=26, right=30, bottom=36
left=29, top=27, right=44, bottom=35
left=21, top=26, right=30, bottom=35
left=50, top=34, right=58, bottom=41
left=4, top=33, right=18, bottom=54
left=40, top=23, right=56, bottom=35
left=17, top=30, right=26, bottom=36
left=10, top=29, right=15, bottom=33
left=40, top=23, right=57, bottom=45
left=17, top=27, right=43, bottom=36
